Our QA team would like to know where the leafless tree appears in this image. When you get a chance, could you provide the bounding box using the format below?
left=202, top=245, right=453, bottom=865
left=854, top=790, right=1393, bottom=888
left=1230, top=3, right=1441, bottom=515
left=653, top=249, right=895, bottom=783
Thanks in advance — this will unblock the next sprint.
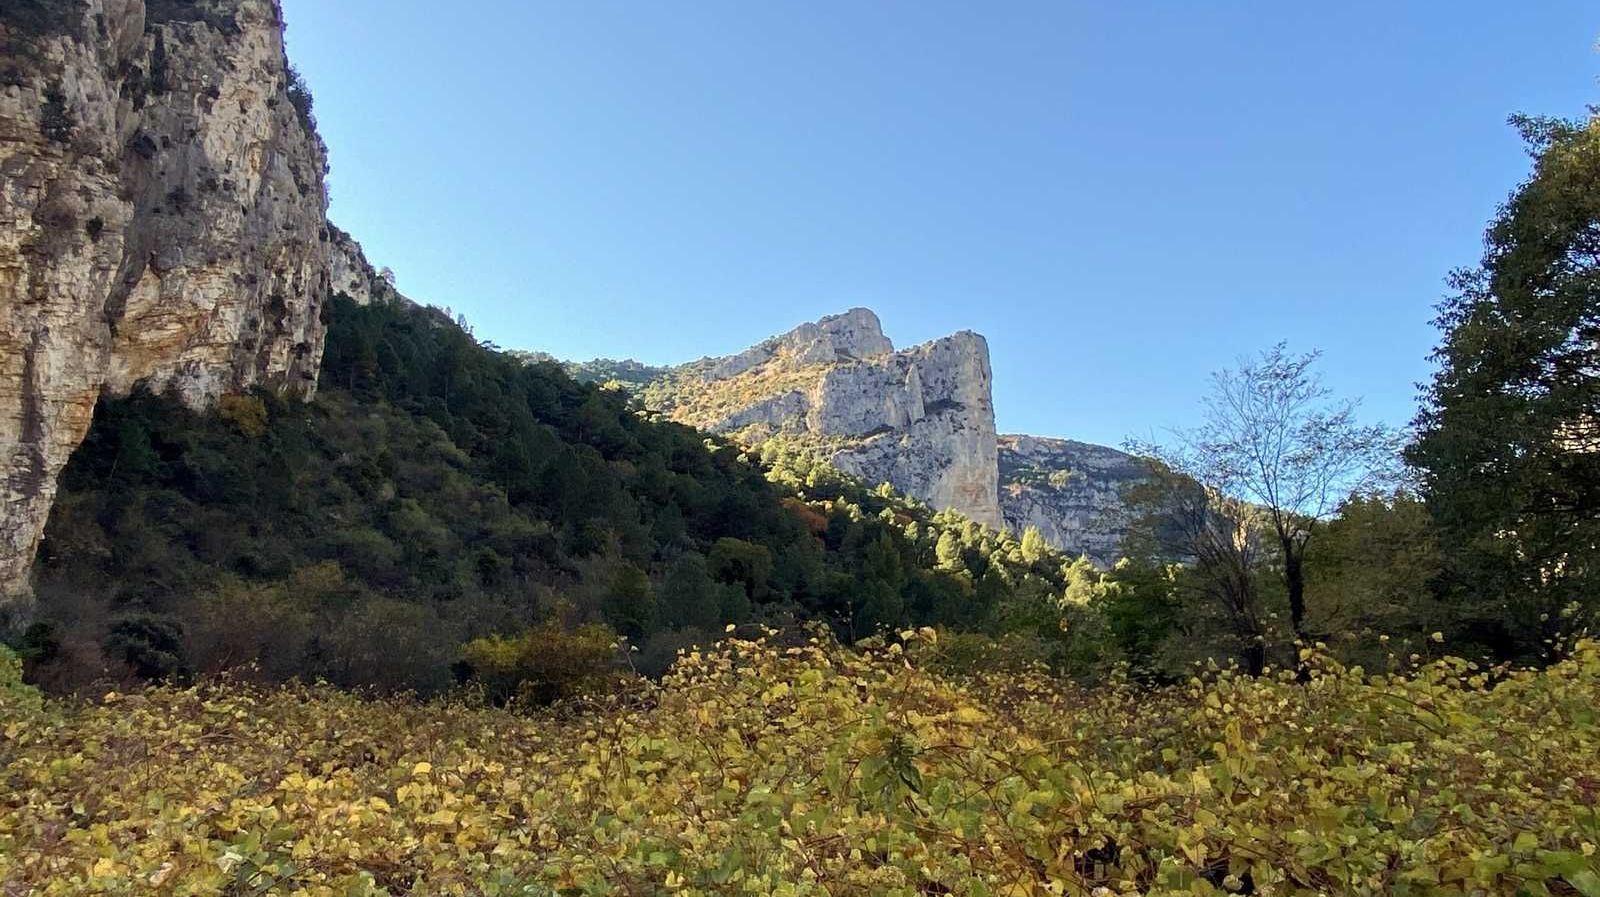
left=1120, top=461, right=1275, bottom=674
left=1145, top=344, right=1401, bottom=648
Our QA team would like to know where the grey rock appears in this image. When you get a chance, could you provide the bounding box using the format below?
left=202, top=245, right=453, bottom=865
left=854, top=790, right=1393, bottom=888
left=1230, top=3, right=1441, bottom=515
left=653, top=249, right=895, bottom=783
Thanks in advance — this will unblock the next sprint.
left=998, top=435, right=1147, bottom=566
left=0, top=0, right=354, bottom=605
left=705, top=307, right=895, bottom=381
left=663, top=311, right=1003, bottom=529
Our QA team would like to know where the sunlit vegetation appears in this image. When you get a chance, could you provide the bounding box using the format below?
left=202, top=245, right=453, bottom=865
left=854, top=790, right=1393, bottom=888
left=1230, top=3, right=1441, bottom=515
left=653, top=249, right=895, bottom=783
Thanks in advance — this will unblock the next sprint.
left=3, top=632, right=1597, bottom=896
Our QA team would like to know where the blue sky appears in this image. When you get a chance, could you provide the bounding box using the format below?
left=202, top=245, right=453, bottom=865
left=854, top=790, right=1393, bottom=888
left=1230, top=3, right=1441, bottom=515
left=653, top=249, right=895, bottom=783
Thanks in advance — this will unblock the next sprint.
left=281, top=2, right=1597, bottom=446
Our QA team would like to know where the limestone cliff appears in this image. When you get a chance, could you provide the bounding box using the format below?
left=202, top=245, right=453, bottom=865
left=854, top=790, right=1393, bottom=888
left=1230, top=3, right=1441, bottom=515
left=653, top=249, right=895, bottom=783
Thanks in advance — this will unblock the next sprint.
left=638, top=310, right=1146, bottom=561
left=998, top=435, right=1146, bottom=567
left=658, top=309, right=1004, bottom=528
left=0, top=0, right=337, bottom=605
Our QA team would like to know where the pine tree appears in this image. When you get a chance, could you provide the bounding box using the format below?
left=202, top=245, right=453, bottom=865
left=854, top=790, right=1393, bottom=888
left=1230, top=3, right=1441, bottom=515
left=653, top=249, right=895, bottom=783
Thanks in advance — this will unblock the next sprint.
left=935, top=531, right=965, bottom=573
left=1020, top=526, right=1050, bottom=565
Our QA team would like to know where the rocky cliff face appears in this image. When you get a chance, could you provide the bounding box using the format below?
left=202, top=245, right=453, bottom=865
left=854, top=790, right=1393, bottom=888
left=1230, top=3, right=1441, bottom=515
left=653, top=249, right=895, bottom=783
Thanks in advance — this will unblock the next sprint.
left=998, top=435, right=1145, bottom=566
left=647, top=311, right=1153, bottom=554
left=0, top=0, right=336, bottom=605
left=661, top=309, right=1004, bottom=528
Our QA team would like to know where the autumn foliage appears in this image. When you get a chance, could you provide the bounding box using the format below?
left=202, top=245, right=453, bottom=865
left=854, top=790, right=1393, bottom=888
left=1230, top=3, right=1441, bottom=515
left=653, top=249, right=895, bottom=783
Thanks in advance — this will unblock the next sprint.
left=1, top=633, right=1597, bottom=896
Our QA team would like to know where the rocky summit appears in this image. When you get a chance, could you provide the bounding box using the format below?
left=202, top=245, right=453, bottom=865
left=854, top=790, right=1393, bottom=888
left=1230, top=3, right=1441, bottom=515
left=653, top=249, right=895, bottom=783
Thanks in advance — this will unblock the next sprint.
left=633, top=310, right=1144, bottom=559
left=651, top=308, right=1004, bottom=529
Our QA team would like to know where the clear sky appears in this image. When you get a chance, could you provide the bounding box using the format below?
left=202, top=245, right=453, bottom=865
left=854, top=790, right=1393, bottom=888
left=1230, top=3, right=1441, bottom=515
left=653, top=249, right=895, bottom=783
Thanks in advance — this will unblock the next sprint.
left=280, top=1, right=1597, bottom=447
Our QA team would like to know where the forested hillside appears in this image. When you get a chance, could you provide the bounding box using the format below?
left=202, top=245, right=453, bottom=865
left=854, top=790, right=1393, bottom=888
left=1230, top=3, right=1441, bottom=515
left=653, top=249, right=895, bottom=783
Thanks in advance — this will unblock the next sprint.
left=22, top=297, right=1081, bottom=694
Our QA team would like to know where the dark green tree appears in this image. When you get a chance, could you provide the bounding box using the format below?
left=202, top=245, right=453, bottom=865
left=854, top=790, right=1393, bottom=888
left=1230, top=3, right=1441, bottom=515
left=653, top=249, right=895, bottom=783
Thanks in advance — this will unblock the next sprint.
left=1303, top=491, right=1442, bottom=662
left=660, top=555, right=722, bottom=631
left=1408, top=112, right=1600, bottom=660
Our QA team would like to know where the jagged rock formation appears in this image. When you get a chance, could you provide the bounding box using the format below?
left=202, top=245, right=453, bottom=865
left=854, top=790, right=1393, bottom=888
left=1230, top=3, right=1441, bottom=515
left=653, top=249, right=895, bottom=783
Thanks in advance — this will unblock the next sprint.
left=0, top=0, right=342, bottom=605
left=657, top=309, right=1003, bottom=528
left=998, top=435, right=1146, bottom=567
left=328, top=224, right=378, bottom=306
left=633, top=311, right=1147, bottom=562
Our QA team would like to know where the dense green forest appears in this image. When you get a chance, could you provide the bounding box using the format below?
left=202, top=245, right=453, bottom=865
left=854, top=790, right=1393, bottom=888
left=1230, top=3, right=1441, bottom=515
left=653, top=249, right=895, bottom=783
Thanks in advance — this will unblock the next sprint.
left=20, top=297, right=1082, bottom=696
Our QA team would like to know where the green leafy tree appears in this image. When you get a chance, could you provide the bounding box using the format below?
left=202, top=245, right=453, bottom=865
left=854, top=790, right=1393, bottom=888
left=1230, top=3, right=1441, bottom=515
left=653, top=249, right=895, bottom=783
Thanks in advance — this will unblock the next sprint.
left=1408, top=112, right=1600, bottom=659
left=600, top=562, right=656, bottom=639
left=660, top=555, right=722, bottom=631
left=707, top=538, right=774, bottom=604
left=1304, top=491, right=1442, bottom=658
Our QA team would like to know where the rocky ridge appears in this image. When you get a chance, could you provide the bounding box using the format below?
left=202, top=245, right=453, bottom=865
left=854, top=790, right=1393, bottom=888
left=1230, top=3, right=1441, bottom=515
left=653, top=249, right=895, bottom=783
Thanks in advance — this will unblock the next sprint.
left=607, top=311, right=1145, bottom=563
left=654, top=309, right=1004, bottom=529
left=998, top=434, right=1145, bottom=568
left=0, top=0, right=383, bottom=605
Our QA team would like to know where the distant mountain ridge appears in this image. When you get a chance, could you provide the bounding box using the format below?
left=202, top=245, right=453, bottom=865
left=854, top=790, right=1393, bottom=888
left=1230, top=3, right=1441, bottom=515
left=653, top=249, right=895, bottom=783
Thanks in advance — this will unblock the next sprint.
left=539, top=310, right=1144, bottom=563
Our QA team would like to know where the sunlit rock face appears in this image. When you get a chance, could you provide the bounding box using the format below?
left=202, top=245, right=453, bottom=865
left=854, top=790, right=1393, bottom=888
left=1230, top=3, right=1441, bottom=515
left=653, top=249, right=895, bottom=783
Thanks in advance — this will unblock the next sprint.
left=577, top=310, right=1147, bottom=559
left=998, top=435, right=1146, bottom=566
left=0, top=0, right=337, bottom=605
left=661, top=309, right=1004, bottom=529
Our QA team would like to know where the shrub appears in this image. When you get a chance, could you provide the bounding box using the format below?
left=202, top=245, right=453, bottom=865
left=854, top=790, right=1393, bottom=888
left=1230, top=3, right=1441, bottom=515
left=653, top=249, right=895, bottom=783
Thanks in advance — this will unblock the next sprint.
left=285, top=64, right=316, bottom=135
left=39, top=84, right=72, bottom=143
left=917, top=628, right=1052, bottom=675
left=0, top=645, right=43, bottom=714
left=216, top=394, right=268, bottom=437
left=460, top=621, right=622, bottom=705
left=102, top=613, right=188, bottom=681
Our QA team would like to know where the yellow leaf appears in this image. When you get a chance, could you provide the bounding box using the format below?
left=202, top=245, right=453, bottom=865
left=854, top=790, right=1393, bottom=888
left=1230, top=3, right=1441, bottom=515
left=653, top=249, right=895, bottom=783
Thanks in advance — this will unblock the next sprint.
left=954, top=706, right=988, bottom=725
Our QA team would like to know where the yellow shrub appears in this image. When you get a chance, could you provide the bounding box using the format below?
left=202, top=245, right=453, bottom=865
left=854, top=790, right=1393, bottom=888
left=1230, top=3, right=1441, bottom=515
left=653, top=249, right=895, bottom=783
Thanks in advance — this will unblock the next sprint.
left=460, top=620, right=620, bottom=705
left=216, top=393, right=268, bottom=437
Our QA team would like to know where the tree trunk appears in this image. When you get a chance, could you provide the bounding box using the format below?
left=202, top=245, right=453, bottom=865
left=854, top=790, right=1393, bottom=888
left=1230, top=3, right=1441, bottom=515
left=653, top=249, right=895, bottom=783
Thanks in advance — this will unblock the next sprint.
left=1282, top=535, right=1310, bottom=682
left=1243, top=642, right=1266, bottom=677
left=1282, top=537, right=1306, bottom=640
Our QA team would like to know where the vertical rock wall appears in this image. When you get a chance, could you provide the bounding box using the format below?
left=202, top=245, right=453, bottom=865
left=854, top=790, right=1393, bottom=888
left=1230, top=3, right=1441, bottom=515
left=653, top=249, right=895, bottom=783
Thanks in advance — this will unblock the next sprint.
left=663, top=309, right=1004, bottom=529
left=0, top=0, right=331, bottom=606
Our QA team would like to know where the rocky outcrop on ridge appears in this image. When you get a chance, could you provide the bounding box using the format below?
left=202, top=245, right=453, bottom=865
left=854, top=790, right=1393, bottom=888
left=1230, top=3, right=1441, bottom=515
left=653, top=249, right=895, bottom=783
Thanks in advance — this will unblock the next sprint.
left=656, top=309, right=1004, bottom=529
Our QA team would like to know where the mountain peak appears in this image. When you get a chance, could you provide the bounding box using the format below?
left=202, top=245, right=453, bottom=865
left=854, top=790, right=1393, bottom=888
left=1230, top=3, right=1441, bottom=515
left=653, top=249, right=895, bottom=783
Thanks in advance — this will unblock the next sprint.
left=813, top=307, right=892, bottom=356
